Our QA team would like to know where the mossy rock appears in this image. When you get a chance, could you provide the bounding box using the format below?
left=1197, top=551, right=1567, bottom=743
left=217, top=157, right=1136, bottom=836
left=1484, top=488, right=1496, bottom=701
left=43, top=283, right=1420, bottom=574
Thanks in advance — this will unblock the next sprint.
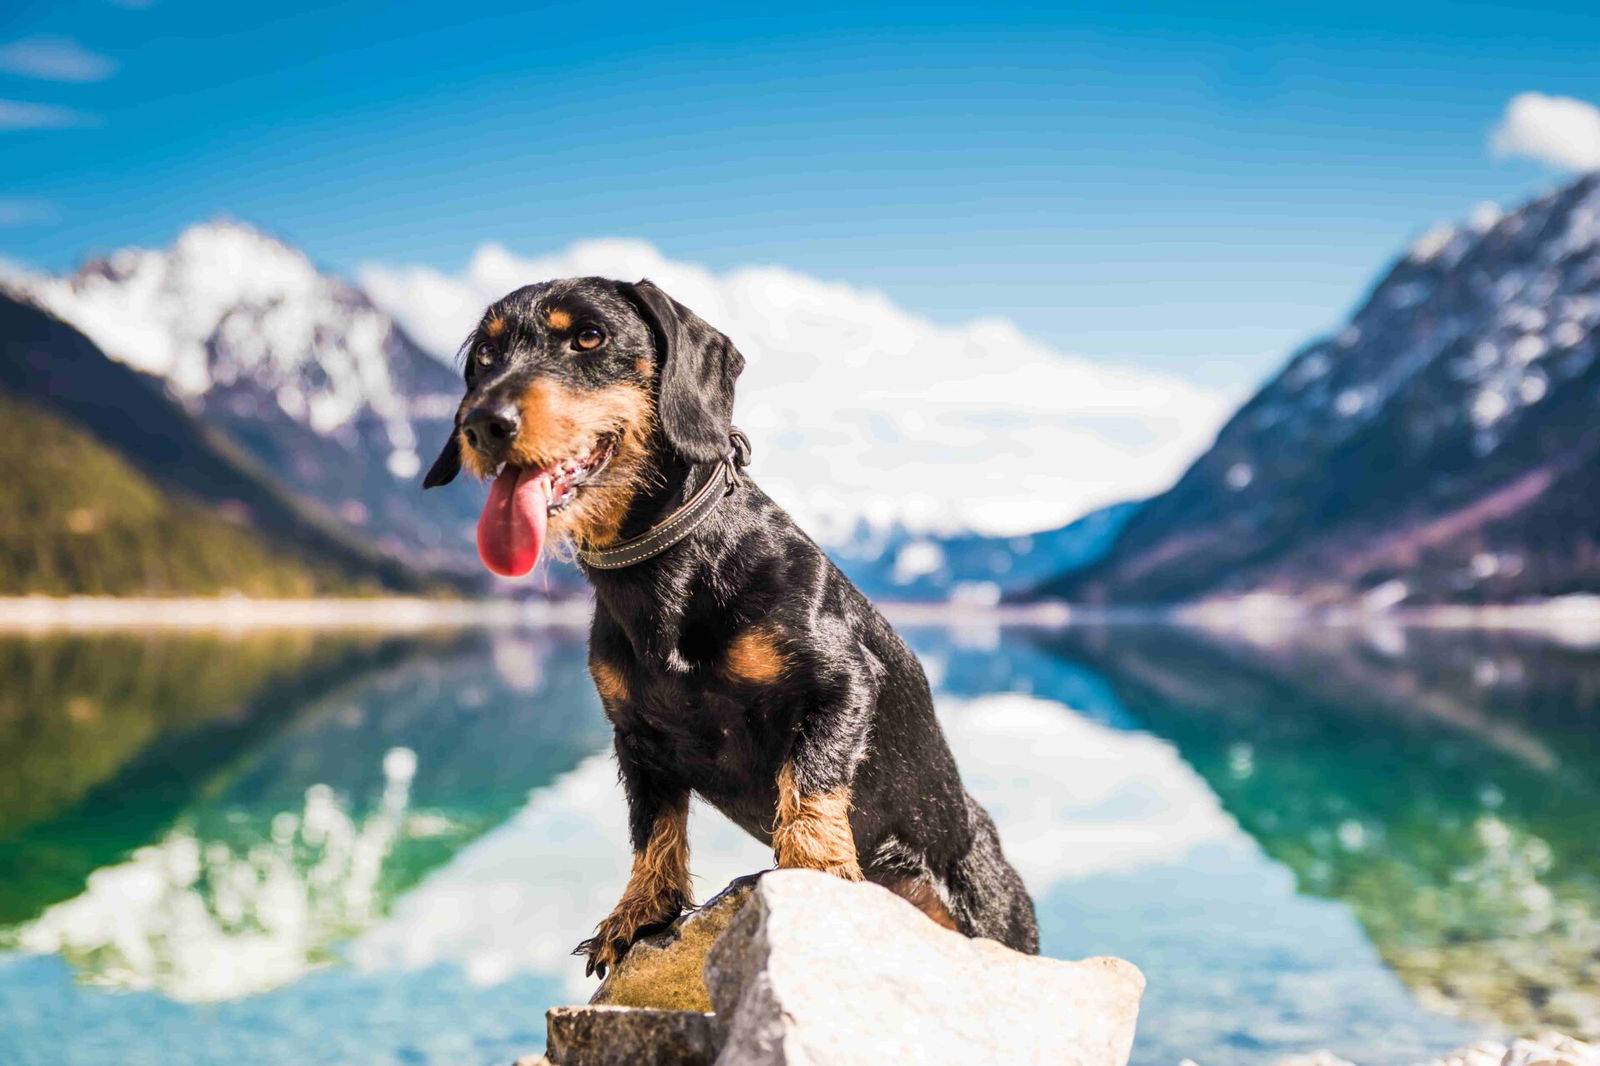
left=589, top=876, right=759, bottom=1012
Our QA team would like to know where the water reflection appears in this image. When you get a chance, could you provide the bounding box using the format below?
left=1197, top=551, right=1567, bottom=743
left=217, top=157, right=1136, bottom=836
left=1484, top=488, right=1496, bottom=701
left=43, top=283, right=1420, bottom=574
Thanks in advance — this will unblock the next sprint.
left=0, top=632, right=430, bottom=925
left=0, top=627, right=608, bottom=1005
left=0, top=622, right=1595, bottom=1066
left=1036, top=624, right=1600, bottom=1038
left=349, top=685, right=1243, bottom=1003
left=17, top=748, right=418, bottom=1001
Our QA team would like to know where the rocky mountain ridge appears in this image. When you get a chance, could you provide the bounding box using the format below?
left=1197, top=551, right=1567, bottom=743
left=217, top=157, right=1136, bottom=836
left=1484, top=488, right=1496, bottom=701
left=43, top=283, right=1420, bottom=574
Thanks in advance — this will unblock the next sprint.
left=1057, top=174, right=1600, bottom=607
left=4, top=220, right=485, bottom=578
left=0, top=293, right=427, bottom=593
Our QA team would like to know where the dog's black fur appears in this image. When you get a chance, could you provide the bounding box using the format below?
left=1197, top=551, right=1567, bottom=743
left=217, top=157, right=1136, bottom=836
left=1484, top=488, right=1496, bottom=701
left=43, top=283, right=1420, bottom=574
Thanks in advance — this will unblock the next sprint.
left=424, top=277, right=1038, bottom=975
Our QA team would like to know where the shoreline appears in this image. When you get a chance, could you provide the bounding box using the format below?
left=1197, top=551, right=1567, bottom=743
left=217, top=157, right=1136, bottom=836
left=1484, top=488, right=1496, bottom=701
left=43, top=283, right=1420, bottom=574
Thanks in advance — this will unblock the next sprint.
left=0, top=595, right=592, bottom=631
left=0, top=595, right=1075, bottom=632
left=1, top=593, right=1598, bottom=639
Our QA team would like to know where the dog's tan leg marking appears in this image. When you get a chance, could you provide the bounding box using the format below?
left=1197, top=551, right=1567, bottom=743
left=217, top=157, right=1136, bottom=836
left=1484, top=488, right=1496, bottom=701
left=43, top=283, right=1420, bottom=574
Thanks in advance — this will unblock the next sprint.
left=589, top=660, right=628, bottom=704
left=772, top=762, right=863, bottom=881
left=585, top=794, right=692, bottom=976
left=725, top=626, right=787, bottom=684
left=884, top=875, right=960, bottom=931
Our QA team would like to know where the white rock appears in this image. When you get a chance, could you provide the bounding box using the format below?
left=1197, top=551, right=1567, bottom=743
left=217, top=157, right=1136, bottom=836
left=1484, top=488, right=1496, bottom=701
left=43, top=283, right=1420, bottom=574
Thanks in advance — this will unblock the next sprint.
left=703, top=870, right=1144, bottom=1066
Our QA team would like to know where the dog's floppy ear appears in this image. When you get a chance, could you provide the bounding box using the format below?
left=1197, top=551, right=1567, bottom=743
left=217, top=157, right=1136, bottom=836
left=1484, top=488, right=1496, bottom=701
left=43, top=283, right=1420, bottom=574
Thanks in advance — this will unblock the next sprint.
left=623, top=279, right=745, bottom=465
left=422, top=432, right=461, bottom=489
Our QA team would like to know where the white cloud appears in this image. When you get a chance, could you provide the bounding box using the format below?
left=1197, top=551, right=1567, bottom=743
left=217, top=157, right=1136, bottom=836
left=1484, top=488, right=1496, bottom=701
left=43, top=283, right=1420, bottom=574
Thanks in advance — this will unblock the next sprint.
left=0, top=98, right=99, bottom=129
left=0, top=36, right=117, bottom=82
left=350, top=692, right=1240, bottom=996
left=1490, top=92, right=1600, bottom=171
left=360, top=241, right=1235, bottom=537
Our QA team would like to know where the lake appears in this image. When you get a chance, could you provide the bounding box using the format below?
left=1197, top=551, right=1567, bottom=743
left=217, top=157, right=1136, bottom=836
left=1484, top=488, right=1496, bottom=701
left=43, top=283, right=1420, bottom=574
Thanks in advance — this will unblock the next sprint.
left=2, top=620, right=1596, bottom=1066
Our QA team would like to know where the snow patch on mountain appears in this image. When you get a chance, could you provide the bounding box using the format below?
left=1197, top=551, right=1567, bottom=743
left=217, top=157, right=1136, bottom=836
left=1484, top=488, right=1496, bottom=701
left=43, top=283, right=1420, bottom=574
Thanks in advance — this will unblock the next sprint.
left=1245, top=177, right=1600, bottom=467
left=361, top=240, right=1234, bottom=538
left=1065, top=173, right=1600, bottom=606
left=10, top=220, right=438, bottom=479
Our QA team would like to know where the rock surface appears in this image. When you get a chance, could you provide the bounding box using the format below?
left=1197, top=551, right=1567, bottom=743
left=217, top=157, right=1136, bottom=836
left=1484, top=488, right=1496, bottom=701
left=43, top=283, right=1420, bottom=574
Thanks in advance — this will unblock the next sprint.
left=705, top=870, right=1145, bottom=1066
left=545, top=1005, right=717, bottom=1066
left=590, top=878, right=759, bottom=1012
left=1416, top=1033, right=1599, bottom=1066
left=1255, top=1033, right=1600, bottom=1066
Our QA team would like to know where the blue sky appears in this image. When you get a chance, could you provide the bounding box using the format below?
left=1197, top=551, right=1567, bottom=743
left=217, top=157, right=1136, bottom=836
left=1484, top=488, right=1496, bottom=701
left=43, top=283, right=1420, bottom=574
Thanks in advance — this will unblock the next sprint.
left=3, top=0, right=1598, bottom=387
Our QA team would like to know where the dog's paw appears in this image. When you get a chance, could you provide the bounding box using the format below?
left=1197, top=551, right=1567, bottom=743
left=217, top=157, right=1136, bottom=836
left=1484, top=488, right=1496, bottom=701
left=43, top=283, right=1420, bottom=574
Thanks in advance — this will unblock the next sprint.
left=571, top=908, right=680, bottom=979
left=571, top=932, right=627, bottom=980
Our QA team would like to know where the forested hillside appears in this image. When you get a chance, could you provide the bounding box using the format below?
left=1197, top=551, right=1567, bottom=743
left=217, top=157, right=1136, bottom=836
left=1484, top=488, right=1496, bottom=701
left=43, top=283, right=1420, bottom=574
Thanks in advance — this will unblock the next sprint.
left=0, top=394, right=370, bottom=596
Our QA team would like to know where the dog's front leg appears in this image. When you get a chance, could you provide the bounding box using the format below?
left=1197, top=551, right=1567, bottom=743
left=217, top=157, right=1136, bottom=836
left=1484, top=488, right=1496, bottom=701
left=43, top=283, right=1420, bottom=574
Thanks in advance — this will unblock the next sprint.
left=773, top=760, right=864, bottom=880
left=770, top=669, right=878, bottom=882
left=575, top=744, right=691, bottom=978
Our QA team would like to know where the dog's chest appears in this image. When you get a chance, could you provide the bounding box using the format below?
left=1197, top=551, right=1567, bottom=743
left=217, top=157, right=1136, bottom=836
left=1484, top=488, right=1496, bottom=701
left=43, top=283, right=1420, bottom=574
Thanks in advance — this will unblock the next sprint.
left=611, top=670, right=795, bottom=797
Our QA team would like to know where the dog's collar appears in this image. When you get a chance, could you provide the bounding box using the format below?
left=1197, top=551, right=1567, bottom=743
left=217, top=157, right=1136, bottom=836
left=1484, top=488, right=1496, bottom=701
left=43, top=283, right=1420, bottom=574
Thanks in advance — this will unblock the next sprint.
left=577, top=429, right=751, bottom=571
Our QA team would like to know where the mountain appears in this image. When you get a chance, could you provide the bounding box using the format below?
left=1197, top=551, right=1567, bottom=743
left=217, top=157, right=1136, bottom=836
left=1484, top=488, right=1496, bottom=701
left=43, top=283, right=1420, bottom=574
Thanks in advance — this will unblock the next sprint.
left=0, top=293, right=426, bottom=594
left=834, top=501, right=1138, bottom=603
left=5, top=220, right=1152, bottom=599
left=1054, top=174, right=1600, bottom=608
left=4, top=221, right=486, bottom=579
left=0, top=391, right=364, bottom=597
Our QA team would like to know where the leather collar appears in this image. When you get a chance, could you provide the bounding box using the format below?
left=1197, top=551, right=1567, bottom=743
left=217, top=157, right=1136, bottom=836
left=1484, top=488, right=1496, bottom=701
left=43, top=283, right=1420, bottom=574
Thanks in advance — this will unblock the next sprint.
left=577, top=429, right=751, bottom=571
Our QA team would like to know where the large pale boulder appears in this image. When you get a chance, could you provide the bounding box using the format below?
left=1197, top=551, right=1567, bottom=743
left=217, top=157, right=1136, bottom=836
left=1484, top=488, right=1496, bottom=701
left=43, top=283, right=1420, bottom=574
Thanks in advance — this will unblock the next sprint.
left=704, top=870, right=1144, bottom=1066
left=590, top=878, right=759, bottom=1012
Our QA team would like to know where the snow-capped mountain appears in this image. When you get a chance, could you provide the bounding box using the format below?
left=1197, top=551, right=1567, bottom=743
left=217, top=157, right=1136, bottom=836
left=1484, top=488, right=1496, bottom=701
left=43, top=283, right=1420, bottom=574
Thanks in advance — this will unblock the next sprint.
left=6, top=221, right=483, bottom=575
left=0, top=292, right=427, bottom=593
left=5, top=220, right=1200, bottom=595
left=1058, top=174, right=1600, bottom=607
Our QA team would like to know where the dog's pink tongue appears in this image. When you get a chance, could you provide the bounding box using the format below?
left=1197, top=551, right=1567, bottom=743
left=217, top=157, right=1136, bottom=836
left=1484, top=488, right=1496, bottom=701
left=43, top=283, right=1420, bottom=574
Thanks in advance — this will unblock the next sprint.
left=476, top=468, right=550, bottom=578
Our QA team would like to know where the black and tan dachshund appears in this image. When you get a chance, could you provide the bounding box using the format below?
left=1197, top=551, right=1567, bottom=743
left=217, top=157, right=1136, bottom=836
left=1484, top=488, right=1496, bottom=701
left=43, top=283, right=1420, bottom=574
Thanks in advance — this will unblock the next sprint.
left=423, top=277, right=1038, bottom=976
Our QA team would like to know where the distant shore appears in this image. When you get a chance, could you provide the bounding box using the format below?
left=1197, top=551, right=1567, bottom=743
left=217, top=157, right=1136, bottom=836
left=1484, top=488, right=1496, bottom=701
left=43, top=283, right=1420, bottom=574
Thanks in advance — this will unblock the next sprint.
left=2, top=593, right=1598, bottom=640
left=1172, top=592, right=1600, bottom=645
left=0, top=595, right=1076, bottom=632
left=0, top=595, right=591, bottom=631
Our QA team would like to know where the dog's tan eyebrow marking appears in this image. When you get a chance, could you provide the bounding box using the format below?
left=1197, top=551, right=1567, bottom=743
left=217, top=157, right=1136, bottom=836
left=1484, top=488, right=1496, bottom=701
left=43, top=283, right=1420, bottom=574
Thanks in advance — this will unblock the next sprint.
left=547, top=309, right=572, bottom=329
left=590, top=660, right=629, bottom=703
left=725, top=626, right=786, bottom=684
left=773, top=762, right=863, bottom=880
left=485, top=316, right=506, bottom=337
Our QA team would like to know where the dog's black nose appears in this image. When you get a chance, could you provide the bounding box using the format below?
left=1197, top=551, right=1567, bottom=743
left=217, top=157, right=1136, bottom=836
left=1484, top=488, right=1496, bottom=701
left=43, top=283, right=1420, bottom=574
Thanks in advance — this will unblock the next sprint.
left=462, top=404, right=520, bottom=462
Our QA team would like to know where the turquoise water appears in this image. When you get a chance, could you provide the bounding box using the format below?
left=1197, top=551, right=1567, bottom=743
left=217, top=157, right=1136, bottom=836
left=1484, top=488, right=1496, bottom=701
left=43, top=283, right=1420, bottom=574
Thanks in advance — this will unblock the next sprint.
left=2, top=622, right=1596, bottom=1065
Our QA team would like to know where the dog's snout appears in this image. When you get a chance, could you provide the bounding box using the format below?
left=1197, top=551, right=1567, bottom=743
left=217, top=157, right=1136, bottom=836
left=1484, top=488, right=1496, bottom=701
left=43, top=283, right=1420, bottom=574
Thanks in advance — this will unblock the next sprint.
left=462, top=404, right=520, bottom=460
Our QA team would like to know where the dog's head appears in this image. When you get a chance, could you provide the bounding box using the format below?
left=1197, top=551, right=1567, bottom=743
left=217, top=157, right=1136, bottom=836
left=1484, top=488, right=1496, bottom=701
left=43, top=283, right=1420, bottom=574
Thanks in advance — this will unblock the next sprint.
left=423, top=277, right=745, bottom=577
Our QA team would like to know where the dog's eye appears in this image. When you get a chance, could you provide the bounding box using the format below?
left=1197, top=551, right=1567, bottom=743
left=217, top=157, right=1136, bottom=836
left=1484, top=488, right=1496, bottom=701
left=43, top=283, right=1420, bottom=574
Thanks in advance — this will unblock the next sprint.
left=475, top=346, right=495, bottom=367
left=574, top=326, right=605, bottom=351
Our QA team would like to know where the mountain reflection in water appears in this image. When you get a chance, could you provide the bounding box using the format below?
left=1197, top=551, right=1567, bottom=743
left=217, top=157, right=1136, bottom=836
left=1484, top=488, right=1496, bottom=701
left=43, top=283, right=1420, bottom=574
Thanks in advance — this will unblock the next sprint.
left=0, top=621, right=1595, bottom=1066
left=1036, top=623, right=1600, bottom=1038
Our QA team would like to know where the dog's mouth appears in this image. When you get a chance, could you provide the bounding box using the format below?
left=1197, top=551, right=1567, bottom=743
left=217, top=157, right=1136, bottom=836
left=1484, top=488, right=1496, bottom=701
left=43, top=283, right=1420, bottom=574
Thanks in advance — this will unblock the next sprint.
left=476, top=435, right=617, bottom=578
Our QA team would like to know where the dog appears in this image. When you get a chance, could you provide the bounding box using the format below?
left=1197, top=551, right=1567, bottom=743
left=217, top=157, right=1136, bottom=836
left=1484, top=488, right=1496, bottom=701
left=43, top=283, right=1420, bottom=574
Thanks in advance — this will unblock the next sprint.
left=423, top=277, right=1038, bottom=976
